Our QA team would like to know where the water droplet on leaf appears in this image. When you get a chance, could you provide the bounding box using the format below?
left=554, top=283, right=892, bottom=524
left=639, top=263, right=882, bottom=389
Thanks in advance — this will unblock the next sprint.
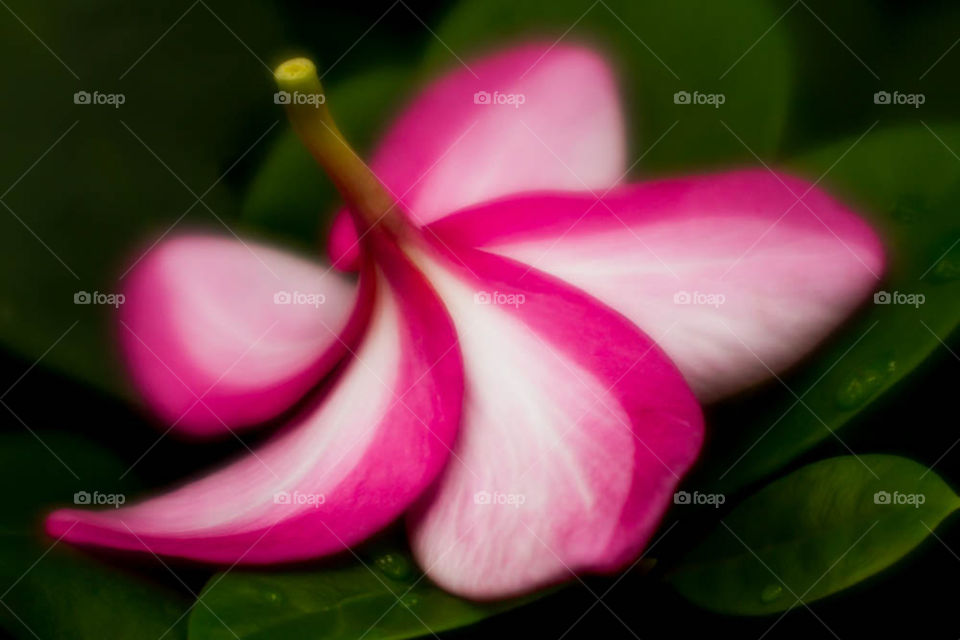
left=835, top=360, right=895, bottom=410
left=760, top=583, right=783, bottom=603
left=375, top=552, right=414, bottom=581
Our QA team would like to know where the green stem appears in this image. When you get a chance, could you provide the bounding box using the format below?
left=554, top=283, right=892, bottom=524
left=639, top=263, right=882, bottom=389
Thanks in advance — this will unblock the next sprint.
left=274, top=57, right=399, bottom=232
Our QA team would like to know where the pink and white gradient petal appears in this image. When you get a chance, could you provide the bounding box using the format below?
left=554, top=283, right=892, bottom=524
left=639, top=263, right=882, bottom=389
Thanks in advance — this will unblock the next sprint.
left=328, top=41, right=626, bottom=270
left=119, top=234, right=372, bottom=437
left=48, top=239, right=464, bottom=563
left=406, top=242, right=703, bottom=599
left=428, top=169, right=886, bottom=402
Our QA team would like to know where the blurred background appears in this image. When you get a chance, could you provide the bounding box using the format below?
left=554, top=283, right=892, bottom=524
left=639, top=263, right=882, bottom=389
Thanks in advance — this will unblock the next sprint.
left=2, top=0, right=960, bottom=638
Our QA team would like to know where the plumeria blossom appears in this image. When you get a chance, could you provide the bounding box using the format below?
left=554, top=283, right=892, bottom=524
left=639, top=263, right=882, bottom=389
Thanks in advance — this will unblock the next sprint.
left=47, top=43, right=884, bottom=599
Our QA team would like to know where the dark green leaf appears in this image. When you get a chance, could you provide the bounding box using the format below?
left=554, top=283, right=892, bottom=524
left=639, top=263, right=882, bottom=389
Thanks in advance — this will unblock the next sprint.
left=423, top=0, right=790, bottom=171
left=702, top=124, right=960, bottom=492
left=0, top=431, right=189, bottom=639
left=669, top=455, right=959, bottom=615
left=188, top=551, right=526, bottom=640
left=774, top=0, right=960, bottom=152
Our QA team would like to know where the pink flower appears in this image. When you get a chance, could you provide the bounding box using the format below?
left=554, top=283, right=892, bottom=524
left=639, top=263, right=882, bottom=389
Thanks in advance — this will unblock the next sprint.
left=47, top=43, right=884, bottom=600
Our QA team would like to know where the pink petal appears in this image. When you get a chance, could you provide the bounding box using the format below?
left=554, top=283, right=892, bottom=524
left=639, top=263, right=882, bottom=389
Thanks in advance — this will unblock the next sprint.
left=406, top=242, right=702, bottom=599
left=327, top=211, right=364, bottom=271
left=47, top=238, right=463, bottom=563
left=429, top=170, right=886, bottom=402
left=327, top=41, right=626, bottom=270
left=118, top=234, right=372, bottom=437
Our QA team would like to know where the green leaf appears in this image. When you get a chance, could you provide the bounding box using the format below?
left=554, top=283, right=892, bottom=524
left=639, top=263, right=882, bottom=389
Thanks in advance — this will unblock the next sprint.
left=241, top=66, right=414, bottom=247
left=188, top=551, right=526, bottom=640
left=701, top=123, right=960, bottom=492
left=669, top=455, right=960, bottom=615
left=773, top=0, right=960, bottom=152
left=0, top=430, right=190, bottom=639
left=423, top=0, right=791, bottom=171
left=0, top=0, right=286, bottom=396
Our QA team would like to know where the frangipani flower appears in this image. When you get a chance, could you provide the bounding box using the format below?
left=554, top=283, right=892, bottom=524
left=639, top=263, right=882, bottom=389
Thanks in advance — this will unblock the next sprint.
left=47, top=43, right=884, bottom=600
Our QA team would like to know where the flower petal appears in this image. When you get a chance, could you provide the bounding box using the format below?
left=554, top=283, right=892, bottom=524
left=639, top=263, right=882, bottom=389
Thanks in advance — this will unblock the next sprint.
left=428, top=170, right=886, bottom=402
left=119, top=234, right=372, bottom=437
left=48, top=239, right=463, bottom=563
left=327, top=41, right=626, bottom=270
left=406, top=242, right=702, bottom=599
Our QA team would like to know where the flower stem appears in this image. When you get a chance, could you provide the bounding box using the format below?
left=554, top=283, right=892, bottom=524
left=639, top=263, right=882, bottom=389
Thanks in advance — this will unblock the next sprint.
left=274, top=57, right=399, bottom=234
